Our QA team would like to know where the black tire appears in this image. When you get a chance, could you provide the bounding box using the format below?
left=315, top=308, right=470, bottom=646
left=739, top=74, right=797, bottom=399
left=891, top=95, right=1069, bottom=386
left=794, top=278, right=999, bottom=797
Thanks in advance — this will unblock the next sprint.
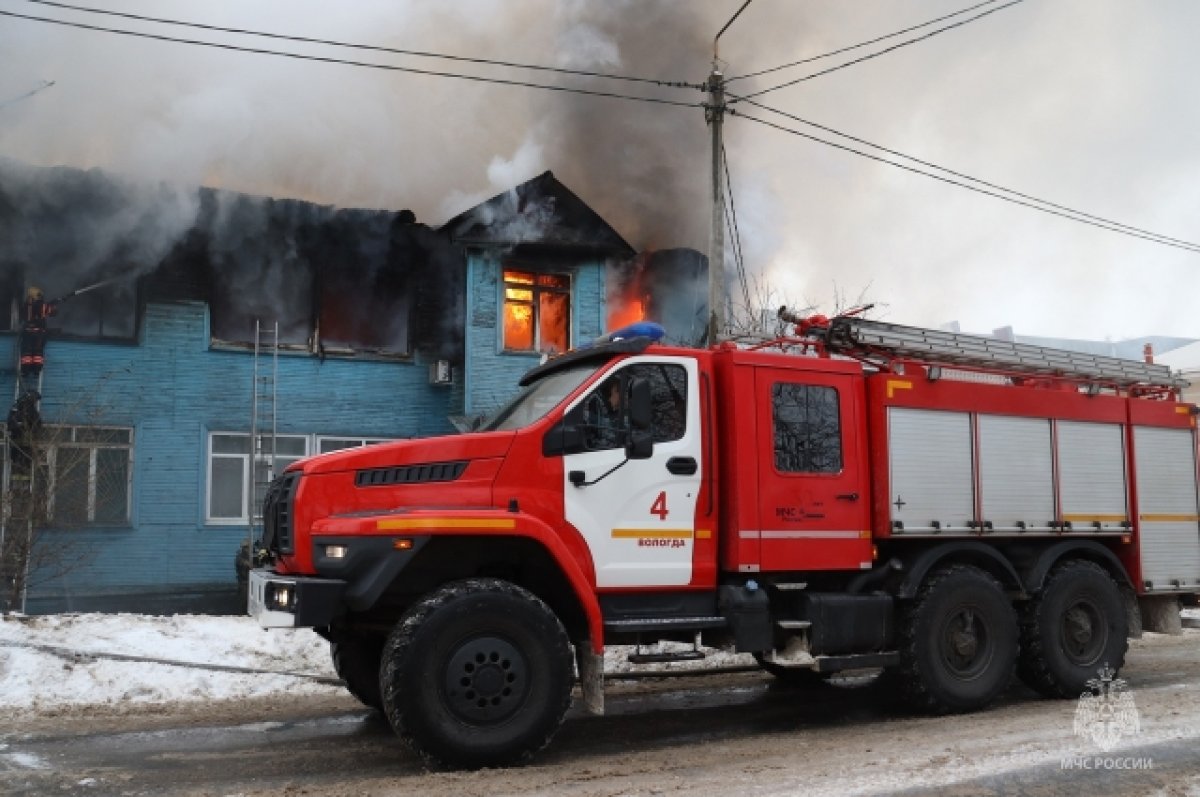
left=896, top=564, right=1018, bottom=713
left=331, top=635, right=385, bottom=711
left=1017, top=560, right=1128, bottom=698
left=380, top=578, right=574, bottom=769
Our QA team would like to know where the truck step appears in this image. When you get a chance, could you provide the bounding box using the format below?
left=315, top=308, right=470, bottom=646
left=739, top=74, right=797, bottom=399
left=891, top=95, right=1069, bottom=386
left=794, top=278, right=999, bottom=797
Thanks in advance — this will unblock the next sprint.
left=603, top=616, right=727, bottom=634
left=812, top=651, right=900, bottom=673
left=776, top=620, right=812, bottom=630
left=626, top=649, right=707, bottom=664
left=772, top=582, right=808, bottom=591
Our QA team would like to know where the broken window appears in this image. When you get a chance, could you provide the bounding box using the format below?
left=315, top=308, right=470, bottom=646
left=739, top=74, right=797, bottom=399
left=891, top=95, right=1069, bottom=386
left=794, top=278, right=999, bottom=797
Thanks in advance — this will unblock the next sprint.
left=206, top=196, right=317, bottom=347
left=49, top=281, right=139, bottom=340
left=317, top=255, right=410, bottom=355
left=502, top=269, right=570, bottom=354
left=0, top=267, right=19, bottom=332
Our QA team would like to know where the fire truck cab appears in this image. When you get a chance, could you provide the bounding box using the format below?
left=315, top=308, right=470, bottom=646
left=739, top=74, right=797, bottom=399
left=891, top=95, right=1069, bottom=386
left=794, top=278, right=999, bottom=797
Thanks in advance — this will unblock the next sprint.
left=249, top=317, right=1200, bottom=769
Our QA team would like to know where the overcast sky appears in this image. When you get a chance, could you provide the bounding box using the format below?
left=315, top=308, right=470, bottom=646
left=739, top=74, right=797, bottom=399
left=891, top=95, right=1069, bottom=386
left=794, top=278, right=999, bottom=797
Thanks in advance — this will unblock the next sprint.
left=1, top=0, right=1197, bottom=341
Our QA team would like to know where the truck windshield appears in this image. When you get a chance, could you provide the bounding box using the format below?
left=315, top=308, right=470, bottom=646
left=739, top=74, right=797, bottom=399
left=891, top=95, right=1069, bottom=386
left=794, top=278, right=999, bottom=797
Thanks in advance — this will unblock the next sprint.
left=480, top=363, right=597, bottom=431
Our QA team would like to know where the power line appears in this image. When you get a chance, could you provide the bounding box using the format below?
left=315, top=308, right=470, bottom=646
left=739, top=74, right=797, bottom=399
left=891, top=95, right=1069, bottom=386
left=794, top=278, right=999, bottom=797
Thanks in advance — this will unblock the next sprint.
left=732, top=110, right=1200, bottom=255
left=735, top=97, right=1200, bottom=252
left=0, top=8, right=702, bottom=109
left=720, top=140, right=753, bottom=317
left=24, top=0, right=702, bottom=90
left=0, top=78, right=55, bottom=109
left=733, top=0, right=1024, bottom=101
left=729, top=0, right=1003, bottom=83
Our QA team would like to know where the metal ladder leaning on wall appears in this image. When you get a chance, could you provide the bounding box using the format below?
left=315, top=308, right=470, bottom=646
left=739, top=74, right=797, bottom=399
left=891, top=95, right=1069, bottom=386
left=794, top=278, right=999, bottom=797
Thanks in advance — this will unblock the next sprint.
left=1, top=328, right=46, bottom=611
left=246, top=320, right=279, bottom=557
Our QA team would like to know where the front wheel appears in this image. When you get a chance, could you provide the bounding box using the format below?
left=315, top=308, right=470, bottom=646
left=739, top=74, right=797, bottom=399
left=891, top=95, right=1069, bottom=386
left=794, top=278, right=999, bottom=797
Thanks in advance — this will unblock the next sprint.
left=380, top=578, right=575, bottom=769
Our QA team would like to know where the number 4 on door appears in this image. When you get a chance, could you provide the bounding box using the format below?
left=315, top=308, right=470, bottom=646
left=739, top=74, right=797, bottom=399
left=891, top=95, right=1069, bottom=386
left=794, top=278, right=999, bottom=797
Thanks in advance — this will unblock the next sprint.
left=650, top=491, right=669, bottom=521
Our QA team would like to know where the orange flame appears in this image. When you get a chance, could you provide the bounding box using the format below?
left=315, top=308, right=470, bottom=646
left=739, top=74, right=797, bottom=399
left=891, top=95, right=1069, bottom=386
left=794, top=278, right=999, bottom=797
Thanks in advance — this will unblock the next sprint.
left=607, top=297, right=646, bottom=330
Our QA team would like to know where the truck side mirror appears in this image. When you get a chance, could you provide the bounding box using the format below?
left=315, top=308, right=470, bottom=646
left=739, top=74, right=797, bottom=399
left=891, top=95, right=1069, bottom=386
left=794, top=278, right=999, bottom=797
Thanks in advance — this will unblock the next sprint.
left=626, top=378, right=653, bottom=459
left=628, top=377, right=652, bottom=430
left=542, top=410, right=587, bottom=457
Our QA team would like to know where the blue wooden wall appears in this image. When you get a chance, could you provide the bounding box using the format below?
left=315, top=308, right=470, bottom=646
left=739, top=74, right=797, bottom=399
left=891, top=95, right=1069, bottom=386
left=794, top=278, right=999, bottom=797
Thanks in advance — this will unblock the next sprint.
left=3, top=252, right=607, bottom=611
left=3, top=300, right=462, bottom=611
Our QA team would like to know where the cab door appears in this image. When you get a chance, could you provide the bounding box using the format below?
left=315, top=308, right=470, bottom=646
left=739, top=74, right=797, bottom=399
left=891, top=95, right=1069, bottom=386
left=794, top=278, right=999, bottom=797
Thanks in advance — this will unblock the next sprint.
left=751, top=366, right=871, bottom=571
left=561, top=356, right=704, bottom=588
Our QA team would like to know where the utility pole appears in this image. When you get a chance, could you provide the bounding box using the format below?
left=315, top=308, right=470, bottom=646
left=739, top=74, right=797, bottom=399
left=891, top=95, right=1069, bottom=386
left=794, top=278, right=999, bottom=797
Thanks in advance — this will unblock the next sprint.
left=705, top=64, right=726, bottom=344
left=706, top=1, right=751, bottom=344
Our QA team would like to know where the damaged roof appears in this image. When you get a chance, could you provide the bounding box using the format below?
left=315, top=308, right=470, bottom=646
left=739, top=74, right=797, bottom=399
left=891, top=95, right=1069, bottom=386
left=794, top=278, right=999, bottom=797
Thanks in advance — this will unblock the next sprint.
left=440, top=171, right=634, bottom=257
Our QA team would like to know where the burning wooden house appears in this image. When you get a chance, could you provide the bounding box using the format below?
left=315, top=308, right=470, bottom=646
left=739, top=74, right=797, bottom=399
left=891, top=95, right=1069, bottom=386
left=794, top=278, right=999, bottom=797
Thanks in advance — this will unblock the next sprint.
left=0, top=159, right=708, bottom=612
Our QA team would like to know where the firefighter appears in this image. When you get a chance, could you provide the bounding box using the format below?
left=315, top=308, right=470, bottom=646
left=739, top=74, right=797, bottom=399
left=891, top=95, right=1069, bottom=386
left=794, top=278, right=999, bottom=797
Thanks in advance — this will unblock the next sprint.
left=19, top=286, right=56, bottom=380
left=6, top=390, right=40, bottom=479
left=586, top=378, right=626, bottom=449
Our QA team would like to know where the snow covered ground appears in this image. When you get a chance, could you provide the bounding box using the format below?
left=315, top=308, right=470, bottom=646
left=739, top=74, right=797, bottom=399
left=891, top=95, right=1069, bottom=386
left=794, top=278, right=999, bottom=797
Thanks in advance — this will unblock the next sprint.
left=0, top=612, right=757, bottom=717
left=0, top=613, right=342, bottom=716
left=1, top=609, right=1196, bottom=718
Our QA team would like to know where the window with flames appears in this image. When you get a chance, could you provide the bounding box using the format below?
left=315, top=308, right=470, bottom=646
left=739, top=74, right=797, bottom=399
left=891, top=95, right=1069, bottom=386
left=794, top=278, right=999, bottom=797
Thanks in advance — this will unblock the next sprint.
left=502, top=269, right=570, bottom=354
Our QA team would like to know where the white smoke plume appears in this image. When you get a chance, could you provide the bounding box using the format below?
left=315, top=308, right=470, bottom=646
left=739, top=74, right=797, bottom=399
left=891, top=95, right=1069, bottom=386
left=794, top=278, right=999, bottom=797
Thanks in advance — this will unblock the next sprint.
left=1, top=0, right=1198, bottom=341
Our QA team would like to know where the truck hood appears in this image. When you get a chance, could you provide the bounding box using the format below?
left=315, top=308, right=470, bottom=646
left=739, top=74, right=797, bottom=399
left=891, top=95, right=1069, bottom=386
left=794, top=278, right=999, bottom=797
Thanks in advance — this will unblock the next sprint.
left=295, top=430, right=517, bottom=476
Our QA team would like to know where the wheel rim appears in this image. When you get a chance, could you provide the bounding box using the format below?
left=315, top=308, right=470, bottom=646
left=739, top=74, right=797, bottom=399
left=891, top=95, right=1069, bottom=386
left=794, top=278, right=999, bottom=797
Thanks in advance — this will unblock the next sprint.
left=939, top=606, right=993, bottom=679
left=442, top=635, right=529, bottom=725
left=1061, top=598, right=1106, bottom=666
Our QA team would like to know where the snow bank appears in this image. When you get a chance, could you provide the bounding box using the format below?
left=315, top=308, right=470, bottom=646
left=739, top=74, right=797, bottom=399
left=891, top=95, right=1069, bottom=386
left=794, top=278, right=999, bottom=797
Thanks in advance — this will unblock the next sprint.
left=0, top=613, right=341, bottom=716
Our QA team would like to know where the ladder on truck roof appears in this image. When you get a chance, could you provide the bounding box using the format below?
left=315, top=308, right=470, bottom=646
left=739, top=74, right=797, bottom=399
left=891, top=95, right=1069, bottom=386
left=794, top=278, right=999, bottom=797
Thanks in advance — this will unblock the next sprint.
left=817, top=316, right=1189, bottom=392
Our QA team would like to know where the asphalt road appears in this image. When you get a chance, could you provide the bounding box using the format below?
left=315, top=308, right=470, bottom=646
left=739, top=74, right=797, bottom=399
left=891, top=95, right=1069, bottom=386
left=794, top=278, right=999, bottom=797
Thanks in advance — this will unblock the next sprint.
left=3, top=632, right=1199, bottom=797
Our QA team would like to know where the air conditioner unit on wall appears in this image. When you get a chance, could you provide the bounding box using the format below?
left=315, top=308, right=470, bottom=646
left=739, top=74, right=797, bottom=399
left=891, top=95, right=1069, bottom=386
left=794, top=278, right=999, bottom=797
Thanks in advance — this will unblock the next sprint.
left=429, top=360, right=453, bottom=386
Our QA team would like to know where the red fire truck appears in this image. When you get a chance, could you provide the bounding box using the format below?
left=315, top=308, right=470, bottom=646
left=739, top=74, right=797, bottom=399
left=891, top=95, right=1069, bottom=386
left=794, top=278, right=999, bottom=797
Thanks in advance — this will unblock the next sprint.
left=249, top=314, right=1200, bottom=769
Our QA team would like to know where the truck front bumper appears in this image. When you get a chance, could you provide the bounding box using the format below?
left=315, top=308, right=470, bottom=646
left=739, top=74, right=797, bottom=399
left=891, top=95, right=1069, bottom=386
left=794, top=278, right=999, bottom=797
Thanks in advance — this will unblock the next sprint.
left=248, top=568, right=346, bottom=628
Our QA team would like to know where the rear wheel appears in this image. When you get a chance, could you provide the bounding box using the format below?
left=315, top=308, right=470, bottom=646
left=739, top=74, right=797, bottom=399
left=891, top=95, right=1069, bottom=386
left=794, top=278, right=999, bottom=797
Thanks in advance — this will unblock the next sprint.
left=380, top=578, right=574, bottom=769
left=1018, top=560, right=1128, bottom=698
left=896, top=564, right=1017, bottom=713
left=331, top=635, right=384, bottom=711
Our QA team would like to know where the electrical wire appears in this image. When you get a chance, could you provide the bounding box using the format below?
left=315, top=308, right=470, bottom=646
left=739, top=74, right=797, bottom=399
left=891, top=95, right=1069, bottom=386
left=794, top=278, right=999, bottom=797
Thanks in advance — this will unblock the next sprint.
left=732, top=110, right=1200, bottom=255
left=734, top=0, right=1023, bottom=101
left=720, top=140, right=754, bottom=318
left=0, top=8, right=702, bottom=109
left=734, top=97, right=1200, bottom=252
left=24, top=0, right=703, bottom=90
left=728, top=0, right=1003, bottom=83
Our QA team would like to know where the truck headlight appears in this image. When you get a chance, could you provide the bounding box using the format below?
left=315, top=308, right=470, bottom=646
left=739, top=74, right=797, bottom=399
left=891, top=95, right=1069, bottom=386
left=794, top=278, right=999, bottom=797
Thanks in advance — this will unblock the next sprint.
left=267, top=583, right=295, bottom=611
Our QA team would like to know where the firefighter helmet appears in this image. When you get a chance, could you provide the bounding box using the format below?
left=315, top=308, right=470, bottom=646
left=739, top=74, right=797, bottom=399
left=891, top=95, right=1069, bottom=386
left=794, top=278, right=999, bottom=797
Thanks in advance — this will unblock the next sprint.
left=26, top=286, right=43, bottom=300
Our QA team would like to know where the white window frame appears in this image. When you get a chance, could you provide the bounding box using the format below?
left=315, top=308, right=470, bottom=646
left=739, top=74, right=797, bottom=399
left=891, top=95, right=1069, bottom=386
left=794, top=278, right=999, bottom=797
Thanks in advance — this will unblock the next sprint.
left=43, top=425, right=134, bottom=525
left=206, top=433, right=398, bottom=525
left=205, top=432, right=310, bottom=525
left=501, top=268, right=572, bottom=354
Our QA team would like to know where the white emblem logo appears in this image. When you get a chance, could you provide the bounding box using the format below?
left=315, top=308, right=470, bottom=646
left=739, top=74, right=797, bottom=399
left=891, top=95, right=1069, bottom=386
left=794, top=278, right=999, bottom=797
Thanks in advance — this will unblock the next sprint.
left=1073, top=666, right=1141, bottom=752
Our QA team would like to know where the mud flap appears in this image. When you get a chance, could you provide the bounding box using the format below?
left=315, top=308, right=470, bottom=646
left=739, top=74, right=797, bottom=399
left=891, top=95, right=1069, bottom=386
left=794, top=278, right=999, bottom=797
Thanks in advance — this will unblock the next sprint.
left=576, top=642, right=605, bottom=716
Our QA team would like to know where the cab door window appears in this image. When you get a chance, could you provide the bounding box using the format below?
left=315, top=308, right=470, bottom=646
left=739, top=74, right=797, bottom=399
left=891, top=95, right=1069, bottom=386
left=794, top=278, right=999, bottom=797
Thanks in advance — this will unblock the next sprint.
left=772, top=383, right=842, bottom=473
left=582, top=363, right=687, bottom=451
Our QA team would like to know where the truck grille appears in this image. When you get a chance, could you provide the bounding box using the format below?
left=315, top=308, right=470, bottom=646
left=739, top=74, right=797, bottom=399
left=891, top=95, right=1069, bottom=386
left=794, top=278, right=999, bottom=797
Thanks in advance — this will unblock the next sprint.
left=355, top=460, right=468, bottom=487
left=262, top=472, right=300, bottom=555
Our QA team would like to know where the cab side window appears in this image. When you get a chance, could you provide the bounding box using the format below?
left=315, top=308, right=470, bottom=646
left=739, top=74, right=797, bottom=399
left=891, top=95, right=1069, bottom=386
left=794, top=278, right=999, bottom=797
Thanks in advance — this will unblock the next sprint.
left=581, top=363, right=688, bottom=451
left=772, top=383, right=842, bottom=473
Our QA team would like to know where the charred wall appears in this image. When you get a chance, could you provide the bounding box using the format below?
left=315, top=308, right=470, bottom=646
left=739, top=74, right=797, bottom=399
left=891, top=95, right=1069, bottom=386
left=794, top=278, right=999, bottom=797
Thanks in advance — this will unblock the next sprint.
left=0, top=161, right=465, bottom=361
